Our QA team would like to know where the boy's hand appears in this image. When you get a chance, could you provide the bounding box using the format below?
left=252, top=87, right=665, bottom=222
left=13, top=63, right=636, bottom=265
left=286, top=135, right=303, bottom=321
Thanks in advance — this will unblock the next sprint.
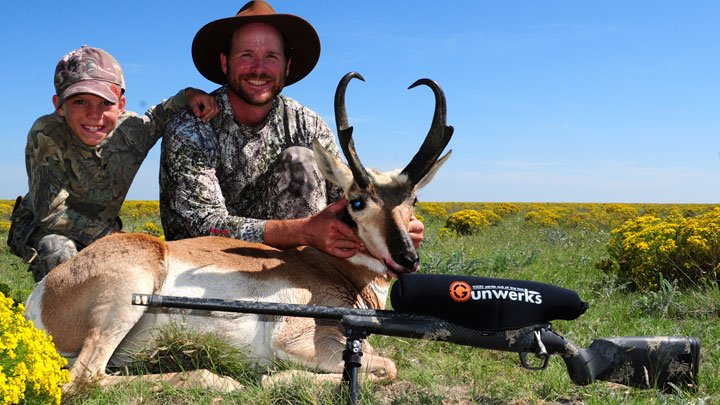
left=185, top=88, right=219, bottom=122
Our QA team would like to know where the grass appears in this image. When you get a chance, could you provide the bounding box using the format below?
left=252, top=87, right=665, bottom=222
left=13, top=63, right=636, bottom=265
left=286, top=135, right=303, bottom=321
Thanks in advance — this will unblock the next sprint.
left=1, top=201, right=719, bottom=404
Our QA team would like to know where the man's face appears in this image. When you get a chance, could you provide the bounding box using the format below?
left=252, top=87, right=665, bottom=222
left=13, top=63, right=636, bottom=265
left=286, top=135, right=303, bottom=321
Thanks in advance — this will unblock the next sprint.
left=53, top=93, right=125, bottom=146
left=222, top=23, right=290, bottom=107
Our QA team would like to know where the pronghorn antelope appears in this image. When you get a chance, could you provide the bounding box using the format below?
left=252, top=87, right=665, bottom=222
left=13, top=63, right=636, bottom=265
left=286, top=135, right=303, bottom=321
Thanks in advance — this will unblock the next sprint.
left=23, top=72, right=453, bottom=391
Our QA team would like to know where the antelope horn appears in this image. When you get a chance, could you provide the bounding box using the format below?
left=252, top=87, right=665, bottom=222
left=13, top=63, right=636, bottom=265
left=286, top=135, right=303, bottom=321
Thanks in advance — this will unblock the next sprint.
left=335, top=72, right=371, bottom=190
left=401, top=78, right=454, bottom=186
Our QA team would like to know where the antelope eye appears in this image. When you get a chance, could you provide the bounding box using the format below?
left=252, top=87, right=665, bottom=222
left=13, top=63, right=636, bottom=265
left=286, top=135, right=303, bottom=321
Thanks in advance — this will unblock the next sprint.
left=349, top=198, right=365, bottom=211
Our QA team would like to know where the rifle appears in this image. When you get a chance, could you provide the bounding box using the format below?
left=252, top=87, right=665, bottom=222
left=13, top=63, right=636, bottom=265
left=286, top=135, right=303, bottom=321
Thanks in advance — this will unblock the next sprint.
left=131, top=274, right=700, bottom=405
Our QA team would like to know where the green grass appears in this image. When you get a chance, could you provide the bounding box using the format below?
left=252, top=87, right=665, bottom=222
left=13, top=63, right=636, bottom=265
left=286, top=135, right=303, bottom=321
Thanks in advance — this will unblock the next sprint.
left=1, top=203, right=718, bottom=404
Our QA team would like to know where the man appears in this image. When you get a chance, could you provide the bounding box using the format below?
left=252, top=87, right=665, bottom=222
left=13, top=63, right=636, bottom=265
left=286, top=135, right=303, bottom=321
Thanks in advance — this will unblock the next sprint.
left=9, top=45, right=218, bottom=282
left=160, top=1, right=422, bottom=257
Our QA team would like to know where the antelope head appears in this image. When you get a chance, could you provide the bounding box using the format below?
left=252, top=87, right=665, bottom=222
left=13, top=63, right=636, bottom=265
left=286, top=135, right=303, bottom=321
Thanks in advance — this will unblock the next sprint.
left=313, top=72, right=454, bottom=277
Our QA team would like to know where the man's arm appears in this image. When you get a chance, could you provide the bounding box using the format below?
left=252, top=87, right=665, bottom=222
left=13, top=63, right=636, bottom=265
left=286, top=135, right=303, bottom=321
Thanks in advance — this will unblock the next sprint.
left=161, top=111, right=364, bottom=256
left=264, top=198, right=364, bottom=258
left=265, top=201, right=423, bottom=254
left=160, top=110, right=262, bottom=241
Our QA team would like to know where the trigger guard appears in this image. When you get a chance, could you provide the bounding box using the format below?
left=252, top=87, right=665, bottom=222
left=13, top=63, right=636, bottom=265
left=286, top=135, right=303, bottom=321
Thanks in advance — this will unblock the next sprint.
left=519, top=351, right=550, bottom=370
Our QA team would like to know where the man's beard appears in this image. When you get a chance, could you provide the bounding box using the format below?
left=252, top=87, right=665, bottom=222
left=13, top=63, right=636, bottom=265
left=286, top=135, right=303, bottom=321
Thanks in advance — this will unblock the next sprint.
left=227, top=71, right=285, bottom=107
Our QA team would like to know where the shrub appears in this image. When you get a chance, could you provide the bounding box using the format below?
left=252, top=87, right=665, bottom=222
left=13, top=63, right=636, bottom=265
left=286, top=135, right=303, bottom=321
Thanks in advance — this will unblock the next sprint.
left=445, top=210, right=488, bottom=235
left=524, top=208, right=561, bottom=228
left=565, top=212, right=596, bottom=229
left=0, top=293, right=70, bottom=404
left=437, top=227, right=457, bottom=238
left=603, top=203, right=639, bottom=228
left=492, top=203, right=519, bottom=217
left=630, top=274, right=686, bottom=318
left=0, top=203, right=13, bottom=218
left=479, top=209, right=502, bottom=226
left=414, top=213, right=425, bottom=223
left=0, top=221, right=9, bottom=233
left=142, top=221, right=164, bottom=238
left=597, top=208, right=720, bottom=291
left=416, top=202, right=448, bottom=220
left=120, top=200, right=160, bottom=220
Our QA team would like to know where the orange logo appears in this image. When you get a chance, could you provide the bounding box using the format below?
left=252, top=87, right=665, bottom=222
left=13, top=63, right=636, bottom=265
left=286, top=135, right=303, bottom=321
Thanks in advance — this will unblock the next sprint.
left=449, top=281, right=472, bottom=302
left=110, top=84, right=122, bottom=98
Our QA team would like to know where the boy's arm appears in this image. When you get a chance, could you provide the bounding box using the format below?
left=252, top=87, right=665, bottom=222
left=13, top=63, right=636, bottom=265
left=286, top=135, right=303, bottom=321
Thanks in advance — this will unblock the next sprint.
left=142, top=88, right=219, bottom=147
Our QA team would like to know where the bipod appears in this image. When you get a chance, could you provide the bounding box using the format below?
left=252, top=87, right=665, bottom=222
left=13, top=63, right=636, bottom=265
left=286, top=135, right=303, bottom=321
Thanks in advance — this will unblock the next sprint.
left=342, top=326, right=368, bottom=405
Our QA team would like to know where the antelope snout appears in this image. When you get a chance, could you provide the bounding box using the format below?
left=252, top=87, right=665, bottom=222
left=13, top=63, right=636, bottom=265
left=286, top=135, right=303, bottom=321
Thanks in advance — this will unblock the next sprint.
left=398, top=252, right=420, bottom=271
left=394, top=251, right=420, bottom=273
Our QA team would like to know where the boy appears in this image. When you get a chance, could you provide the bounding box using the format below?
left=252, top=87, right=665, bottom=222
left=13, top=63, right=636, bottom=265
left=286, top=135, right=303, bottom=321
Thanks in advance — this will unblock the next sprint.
left=8, top=45, right=219, bottom=282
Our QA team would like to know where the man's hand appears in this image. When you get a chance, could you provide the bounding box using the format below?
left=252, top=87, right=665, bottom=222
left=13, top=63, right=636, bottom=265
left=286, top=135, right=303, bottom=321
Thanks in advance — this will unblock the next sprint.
left=185, top=88, right=219, bottom=122
left=263, top=198, right=364, bottom=259
left=303, top=198, right=364, bottom=258
left=264, top=201, right=422, bottom=259
left=408, top=215, right=424, bottom=248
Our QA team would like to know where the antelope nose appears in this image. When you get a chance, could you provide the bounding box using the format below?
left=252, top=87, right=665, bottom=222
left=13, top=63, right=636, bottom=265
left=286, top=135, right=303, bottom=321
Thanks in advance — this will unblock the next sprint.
left=397, top=252, right=419, bottom=270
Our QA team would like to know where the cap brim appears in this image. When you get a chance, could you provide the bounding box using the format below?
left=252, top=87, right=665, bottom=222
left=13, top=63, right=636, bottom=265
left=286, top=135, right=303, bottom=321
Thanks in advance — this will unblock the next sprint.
left=60, top=80, right=121, bottom=105
left=192, top=14, right=320, bottom=86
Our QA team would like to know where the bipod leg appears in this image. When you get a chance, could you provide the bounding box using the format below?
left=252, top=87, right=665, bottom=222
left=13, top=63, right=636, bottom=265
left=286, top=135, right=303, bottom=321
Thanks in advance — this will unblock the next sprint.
left=342, top=327, right=368, bottom=405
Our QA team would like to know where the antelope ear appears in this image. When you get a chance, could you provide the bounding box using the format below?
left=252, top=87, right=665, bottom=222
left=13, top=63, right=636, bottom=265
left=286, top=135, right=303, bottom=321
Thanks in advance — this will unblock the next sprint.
left=415, top=150, right=452, bottom=190
left=312, top=139, right=355, bottom=192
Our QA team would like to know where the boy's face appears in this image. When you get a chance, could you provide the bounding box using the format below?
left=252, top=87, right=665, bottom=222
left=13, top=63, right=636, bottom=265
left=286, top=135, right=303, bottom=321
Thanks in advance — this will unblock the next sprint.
left=53, top=93, right=126, bottom=146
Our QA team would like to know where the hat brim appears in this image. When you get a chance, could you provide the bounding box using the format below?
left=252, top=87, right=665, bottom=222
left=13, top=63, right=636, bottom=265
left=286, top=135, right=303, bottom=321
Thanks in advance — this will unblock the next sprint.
left=192, top=14, right=320, bottom=86
left=59, top=80, right=122, bottom=106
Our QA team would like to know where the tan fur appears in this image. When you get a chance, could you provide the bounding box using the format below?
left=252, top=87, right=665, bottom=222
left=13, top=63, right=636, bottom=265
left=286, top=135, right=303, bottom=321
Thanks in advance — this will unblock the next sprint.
left=40, top=234, right=168, bottom=353
left=25, top=233, right=397, bottom=391
left=25, top=132, right=449, bottom=392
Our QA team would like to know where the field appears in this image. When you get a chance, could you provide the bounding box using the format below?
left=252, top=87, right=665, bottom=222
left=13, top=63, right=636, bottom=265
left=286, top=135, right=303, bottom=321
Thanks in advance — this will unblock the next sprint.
left=1, top=200, right=719, bottom=404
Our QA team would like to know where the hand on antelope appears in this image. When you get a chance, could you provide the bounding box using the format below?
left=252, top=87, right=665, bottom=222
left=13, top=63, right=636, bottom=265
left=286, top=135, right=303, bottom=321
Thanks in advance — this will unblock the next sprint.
left=303, top=197, right=366, bottom=259
left=407, top=216, right=424, bottom=248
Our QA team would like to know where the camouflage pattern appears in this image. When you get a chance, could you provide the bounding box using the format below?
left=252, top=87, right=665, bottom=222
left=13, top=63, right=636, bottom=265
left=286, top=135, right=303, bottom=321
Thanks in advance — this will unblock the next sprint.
left=9, top=89, right=190, bottom=273
left=27, top=234, right=78, bottom=282
left=54, top=45, right=125, bottom=106
left=160, top=86, right=343, bottom=242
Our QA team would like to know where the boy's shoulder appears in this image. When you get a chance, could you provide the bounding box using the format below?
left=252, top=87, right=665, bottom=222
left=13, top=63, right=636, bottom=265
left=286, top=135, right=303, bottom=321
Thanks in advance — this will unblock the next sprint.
left=29, top=112, right=66, bottom=134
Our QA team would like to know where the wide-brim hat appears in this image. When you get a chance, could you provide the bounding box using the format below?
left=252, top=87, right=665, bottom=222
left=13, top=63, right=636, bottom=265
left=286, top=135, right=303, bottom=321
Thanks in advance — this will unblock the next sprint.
left=192, top=1, right=320, bottom=86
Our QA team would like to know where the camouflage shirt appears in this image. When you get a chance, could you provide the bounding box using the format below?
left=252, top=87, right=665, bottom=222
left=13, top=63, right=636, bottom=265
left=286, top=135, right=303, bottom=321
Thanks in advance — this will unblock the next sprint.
left=15, top=89, right=189, bottom=248
left=160, top=86, right=342, bottom=243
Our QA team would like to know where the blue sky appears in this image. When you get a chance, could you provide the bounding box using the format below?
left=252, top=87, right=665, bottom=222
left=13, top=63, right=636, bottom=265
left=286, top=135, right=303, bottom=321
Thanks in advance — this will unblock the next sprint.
left=1, top=1, right=718, bottom=203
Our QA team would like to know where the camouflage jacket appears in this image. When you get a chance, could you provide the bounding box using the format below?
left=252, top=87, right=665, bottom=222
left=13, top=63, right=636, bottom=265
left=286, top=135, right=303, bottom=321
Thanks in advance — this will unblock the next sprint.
left=12, top=89, right=189, bottom=248
left=160, top=86, right=342, bottom=243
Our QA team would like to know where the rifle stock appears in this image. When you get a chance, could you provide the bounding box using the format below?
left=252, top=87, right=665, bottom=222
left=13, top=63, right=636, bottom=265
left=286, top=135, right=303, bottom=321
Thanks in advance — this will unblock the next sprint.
left=132, top=294, right=700, bottom=390
left=340, top=313, right=700, bottom=389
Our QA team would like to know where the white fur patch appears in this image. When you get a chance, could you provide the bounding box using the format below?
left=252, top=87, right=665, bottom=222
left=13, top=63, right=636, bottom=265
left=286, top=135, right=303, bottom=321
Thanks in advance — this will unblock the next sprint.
left=347, top=252, right=387, bottom=276
left=23, top=280, right=46, bottom=332
left=369, top=169, right=405, bottom=187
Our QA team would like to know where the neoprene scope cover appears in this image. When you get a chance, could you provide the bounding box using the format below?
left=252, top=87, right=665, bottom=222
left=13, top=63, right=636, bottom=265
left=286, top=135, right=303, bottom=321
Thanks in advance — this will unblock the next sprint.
left=390, top=273, right=589, bottom=330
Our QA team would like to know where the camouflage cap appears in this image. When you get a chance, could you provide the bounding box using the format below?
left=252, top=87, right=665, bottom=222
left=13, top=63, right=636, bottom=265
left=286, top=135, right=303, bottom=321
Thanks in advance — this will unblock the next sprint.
left=54, top=45, right=125, bottom=106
